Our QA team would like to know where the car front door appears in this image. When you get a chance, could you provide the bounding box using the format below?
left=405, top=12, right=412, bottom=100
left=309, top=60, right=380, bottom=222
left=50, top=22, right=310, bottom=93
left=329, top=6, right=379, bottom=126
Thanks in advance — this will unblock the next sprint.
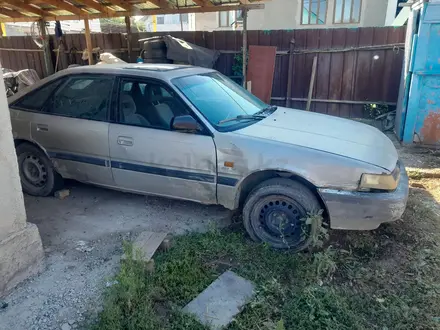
left=108, top=77, right=217, bottom=204
left=29, top=74, right=115, bottom=186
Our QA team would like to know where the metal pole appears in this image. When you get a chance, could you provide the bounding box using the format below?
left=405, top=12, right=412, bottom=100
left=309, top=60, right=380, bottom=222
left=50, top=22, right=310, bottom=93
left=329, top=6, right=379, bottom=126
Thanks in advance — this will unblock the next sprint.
left=84, top=18, right=93, bottom=65
left=38, top=19, right=54, bottom=76
left=242, top=8, right=248, bottom=88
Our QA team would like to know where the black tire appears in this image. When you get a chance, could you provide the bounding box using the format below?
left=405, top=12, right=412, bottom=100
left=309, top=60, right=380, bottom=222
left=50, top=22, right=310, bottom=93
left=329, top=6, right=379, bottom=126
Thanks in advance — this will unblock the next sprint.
left=243, top=178, right=321, bottom=250
left=16, top=143, right=63, bottom=196
left=143, top=38, right=166, bottom=51
left=142, top=48, right=167, bottom=60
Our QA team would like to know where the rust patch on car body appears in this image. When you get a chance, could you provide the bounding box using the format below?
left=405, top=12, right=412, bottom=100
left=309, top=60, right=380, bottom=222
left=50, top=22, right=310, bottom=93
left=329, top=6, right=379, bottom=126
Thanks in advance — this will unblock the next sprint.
left=421, top=111, right=440, bottom=144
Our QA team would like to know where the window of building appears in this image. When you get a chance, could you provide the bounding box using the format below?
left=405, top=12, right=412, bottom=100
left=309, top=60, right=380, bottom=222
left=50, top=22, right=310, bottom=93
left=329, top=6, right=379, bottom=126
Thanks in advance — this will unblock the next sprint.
left=334, top=0, right=362, bottom=24
left=180, top=13, right=189, bottom=24
left=47, top=76, right=114, bottom=121
left=301, top=0, right=327, bottom=25
left=218, top=11, right=235, bottom=27
left=156, top=16, right=165, bottom=24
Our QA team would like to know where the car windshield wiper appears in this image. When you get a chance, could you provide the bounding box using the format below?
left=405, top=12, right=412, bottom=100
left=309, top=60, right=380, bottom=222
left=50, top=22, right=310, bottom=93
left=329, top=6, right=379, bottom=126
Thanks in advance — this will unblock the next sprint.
left=255, top=105, right=277, bottom=116
left=218, top=114, right=266, bottom=125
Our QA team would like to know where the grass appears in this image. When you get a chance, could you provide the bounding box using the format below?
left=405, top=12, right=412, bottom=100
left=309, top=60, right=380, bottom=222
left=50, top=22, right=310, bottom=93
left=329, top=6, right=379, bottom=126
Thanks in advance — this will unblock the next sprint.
left=92, top=190, right=440, bottom=330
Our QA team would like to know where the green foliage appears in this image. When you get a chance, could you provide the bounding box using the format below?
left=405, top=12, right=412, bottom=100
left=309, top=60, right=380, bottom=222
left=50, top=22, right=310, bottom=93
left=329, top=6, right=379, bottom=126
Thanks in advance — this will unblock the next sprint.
left=363, top=103, right=389, bottom=118
left=232, top=48, right=248, bottom=77
left=93, top=198, right=440, bottom=330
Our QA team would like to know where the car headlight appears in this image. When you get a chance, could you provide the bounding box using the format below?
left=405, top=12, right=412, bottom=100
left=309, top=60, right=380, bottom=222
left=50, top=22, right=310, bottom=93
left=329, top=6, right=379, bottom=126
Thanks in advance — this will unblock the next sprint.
left=358, top=165, right=400, bottom=191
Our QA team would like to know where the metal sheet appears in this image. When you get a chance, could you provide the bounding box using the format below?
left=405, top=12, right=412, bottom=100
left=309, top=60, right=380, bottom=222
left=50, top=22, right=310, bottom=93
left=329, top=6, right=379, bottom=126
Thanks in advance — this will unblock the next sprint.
left=246, top=45, right=277, bottom=104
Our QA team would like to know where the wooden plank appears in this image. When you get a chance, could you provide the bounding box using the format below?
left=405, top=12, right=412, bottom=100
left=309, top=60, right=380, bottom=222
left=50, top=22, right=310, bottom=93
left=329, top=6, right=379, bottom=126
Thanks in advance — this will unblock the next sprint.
left=305, top=29, right=319, bottom=112
left=0, top=37, right=12, bottom=70
left=291, top=30, right=307, bottom=101
left=352, top=28, right=374, bottom=118
left=84, top=18, right=93, bottom=65
left=315, top=29, right=333, bottom=114
left=327, top=29, right=346, bottom=116
left=369, top=27, right=388, bottom=104
left=341, top=28, right=359, bottom=118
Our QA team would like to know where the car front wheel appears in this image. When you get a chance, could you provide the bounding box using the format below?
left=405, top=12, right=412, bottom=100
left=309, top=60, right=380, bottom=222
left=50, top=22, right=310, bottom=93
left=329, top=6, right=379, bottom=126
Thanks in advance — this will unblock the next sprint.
left=243, top=178, right=321, bottom=250
left=16, top=143, right=63, bottom=196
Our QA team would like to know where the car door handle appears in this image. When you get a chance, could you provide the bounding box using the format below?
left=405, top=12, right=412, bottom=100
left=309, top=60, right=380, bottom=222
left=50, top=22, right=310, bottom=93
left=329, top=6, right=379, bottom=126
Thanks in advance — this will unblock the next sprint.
left=36, top=124, right=49, bottom=132
left=117, top=136, right=133, bottom=147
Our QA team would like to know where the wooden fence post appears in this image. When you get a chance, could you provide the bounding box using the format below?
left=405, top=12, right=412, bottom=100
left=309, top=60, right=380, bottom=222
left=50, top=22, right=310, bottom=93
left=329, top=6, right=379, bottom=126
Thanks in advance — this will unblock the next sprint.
left=84, top=18, right=93, bottom=65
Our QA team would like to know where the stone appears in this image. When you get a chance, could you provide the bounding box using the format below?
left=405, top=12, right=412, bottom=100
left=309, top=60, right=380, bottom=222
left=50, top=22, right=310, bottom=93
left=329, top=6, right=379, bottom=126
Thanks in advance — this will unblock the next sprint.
left=182, top=271, right=255, bottom=330
left=0, top=223, right=44, bottom=297
left=145, top=259, right=155, bottom=274
left=61, top=323, right=71, bottom=330
left=159, top=237, right=172, bottom=252
left=54, top=189, right=70, bottom=200
left=68, top=319, right=75, bottom=325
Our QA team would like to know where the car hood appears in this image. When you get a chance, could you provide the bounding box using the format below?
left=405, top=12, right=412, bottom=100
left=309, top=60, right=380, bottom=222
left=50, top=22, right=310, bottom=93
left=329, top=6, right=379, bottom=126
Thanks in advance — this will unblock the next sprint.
left=234, top=107, right=398, bottom=171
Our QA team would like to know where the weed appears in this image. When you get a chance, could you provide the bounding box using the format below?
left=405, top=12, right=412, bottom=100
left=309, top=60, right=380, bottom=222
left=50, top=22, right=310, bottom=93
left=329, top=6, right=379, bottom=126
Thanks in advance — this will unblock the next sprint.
left=93, top=195, right=440, bottom=330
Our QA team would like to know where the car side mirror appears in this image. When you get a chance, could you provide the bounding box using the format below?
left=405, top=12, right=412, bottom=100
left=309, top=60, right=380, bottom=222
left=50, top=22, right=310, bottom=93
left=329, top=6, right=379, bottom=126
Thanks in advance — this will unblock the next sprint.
left=171, top=115, right=200, bottom=132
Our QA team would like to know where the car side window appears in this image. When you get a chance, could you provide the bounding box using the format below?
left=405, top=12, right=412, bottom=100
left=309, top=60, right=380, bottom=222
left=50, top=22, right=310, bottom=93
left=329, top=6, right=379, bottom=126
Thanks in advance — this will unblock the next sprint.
left=45, top=75, right=114, bottom=121
left=13, top=78, right=65, bottom=111
left=118, top=79, right=188, bottom=130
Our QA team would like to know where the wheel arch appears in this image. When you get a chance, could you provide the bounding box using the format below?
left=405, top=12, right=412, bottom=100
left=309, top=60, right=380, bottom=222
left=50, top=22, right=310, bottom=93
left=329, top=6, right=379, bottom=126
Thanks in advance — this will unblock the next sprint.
left=14, top=138, right=50, bottom=158
left=234, top=169, right=329, bottom=221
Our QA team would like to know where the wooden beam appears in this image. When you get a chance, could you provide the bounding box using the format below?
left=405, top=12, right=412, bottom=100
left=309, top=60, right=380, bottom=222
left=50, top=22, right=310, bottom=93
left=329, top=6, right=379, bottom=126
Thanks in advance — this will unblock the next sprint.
left=84, top=17, right=93, bottom=65
left=0, top=3, right=265, bottom=22
left=2, top=1, right=46, bottom=17
left=124, top=16, right=132, bottom=61
left=190, top=0, right=214, bottom=7
left=76, top=0, right=116, bottom=16
left=0, top=7, right=22, bottom=18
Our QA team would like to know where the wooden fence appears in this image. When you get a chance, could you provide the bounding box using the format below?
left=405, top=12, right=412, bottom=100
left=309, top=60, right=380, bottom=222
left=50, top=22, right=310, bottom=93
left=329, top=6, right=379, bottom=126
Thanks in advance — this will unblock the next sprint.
left=0, top=26, right=406, bottom=118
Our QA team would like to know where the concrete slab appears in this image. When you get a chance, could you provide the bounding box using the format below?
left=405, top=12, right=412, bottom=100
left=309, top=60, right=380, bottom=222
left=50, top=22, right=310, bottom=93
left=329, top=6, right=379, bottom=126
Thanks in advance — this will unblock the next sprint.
left=123, top=231, right=168, bottom=262
left=183, top=271, right=255, bottom=330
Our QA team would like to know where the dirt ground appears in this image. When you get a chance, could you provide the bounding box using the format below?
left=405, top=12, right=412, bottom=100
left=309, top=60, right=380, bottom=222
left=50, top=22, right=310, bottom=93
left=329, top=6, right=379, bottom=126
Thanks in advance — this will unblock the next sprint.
left=0, top=182, right=231, bottom=330
left=0, top=139, right=439, bottom=330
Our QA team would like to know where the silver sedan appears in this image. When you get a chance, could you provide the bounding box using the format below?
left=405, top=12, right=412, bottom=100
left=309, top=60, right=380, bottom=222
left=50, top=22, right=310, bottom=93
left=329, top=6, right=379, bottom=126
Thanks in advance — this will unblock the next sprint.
left=8, top=64, right=408, bottom=250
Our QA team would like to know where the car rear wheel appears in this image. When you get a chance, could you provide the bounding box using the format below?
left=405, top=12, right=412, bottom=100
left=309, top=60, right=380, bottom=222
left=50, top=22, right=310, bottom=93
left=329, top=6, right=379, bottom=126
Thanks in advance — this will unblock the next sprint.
left=16, top=143, right=63, bottom=196
left=243, top=178, right=321, bottom=250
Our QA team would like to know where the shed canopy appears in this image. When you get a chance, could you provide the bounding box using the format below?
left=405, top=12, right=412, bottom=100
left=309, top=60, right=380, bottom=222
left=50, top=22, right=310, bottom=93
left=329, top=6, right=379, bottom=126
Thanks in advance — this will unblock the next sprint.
left=0, top=0, right=265, bottom=22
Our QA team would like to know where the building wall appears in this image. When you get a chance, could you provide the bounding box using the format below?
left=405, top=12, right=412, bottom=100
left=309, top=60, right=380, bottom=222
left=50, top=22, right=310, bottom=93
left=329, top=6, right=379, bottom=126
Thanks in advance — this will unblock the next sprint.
left=195, top=0, right=390, bottom=31
left=248, top=0, right=388, bottom=30
left=195, top=11, right=240, bottom=31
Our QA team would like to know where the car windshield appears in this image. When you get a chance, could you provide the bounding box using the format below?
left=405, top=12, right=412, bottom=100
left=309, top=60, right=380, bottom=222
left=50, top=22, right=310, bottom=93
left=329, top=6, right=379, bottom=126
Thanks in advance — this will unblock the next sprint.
left=172, top=72, right=268, bottom=129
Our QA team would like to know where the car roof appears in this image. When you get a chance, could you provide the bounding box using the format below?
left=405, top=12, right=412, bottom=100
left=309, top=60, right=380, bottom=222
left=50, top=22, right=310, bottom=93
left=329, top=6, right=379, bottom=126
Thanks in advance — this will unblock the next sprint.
left=8, top=63, right=216, bottom=103
left=60, top=63, right=215, bottom=81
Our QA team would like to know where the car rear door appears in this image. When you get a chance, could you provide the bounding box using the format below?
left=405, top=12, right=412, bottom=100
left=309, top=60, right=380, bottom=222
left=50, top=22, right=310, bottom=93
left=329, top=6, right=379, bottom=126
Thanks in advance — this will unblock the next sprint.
left=27, top=74, right=115, bottom=186
left=108, top=76, right=217, bottom=204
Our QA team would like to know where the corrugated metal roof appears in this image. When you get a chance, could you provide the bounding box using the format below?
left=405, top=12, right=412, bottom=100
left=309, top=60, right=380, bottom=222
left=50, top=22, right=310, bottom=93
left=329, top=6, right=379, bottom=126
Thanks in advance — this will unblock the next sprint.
left=0, top=0, right=266, bottom=22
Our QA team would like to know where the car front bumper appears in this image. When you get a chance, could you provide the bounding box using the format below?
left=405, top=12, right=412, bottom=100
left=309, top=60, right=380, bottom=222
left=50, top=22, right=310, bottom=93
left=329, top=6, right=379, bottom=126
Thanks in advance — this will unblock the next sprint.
left=318, top=162, right=409, bottom=230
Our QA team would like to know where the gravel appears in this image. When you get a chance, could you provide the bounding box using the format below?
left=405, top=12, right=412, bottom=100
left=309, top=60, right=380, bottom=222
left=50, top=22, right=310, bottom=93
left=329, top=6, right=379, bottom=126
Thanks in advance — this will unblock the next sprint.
left=0, top=182, right=231, bottom=330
